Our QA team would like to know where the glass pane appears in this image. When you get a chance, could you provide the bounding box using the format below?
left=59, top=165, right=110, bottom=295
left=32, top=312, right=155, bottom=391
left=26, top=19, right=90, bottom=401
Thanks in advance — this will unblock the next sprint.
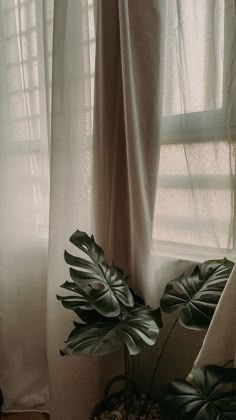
left=163, top=0, right=224, bottom=116
left=153, top=141, right=235, bottom=251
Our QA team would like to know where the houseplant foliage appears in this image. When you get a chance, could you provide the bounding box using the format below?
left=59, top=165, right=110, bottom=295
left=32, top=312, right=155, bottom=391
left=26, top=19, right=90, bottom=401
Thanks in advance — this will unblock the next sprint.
left=156, top=259, right=236, bottom=419
left=57, top=230, right=162, bottom=356
left=160, top=258, right=235, bottom=330
left=148, top=258, right=235, bottom=387
left=57, top=231, right=235, bottom=419
left=159, top=365, right=236, bottom=420
left=143, top=258, right=235, bottom=419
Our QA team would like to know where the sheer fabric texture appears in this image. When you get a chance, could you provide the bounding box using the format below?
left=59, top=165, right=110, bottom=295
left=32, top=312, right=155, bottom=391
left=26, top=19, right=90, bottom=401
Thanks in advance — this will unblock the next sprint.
left=147, top=0, right=236, bottom=303
left=149, top=0, right=236, bottom=376
left=153, top=0, right=236, bottom=259
left=0, top=0, right=99, bottom=416
left=47, top=1, right=121, bottom=419
left=0, top=0, right=52, bottom=411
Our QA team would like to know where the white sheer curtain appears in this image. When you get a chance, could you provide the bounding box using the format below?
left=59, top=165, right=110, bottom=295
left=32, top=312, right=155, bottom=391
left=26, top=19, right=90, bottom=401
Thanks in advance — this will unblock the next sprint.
left=144, top=0, right=236, bottom=393
left=0, top=0, right=101, bottom=415
left=155, top=0, right=236, bottom=258
left=47, top=1, right=122, bottom=419
left=0, top=0, right=52, bottom=411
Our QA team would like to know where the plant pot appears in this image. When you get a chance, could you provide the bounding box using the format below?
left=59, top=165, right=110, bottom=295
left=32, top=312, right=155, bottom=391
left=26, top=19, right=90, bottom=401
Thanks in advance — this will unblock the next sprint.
left=90, top=375, right=160, bottom=419
left=90, top=375, right=136, bottom=419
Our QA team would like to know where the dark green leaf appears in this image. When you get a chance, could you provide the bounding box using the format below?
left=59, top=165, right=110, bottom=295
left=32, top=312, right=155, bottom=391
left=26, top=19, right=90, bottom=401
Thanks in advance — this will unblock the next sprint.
left=60, top=305, right=160, bottom=356
left=160, top=259, right=234, bottom=330
left=57, top=294, right=108, bottom=323
left=57, top=294, right=90, bottom=311
left=159, top=365, right=236, bottom=420
left=130, top=288, right=145, bottom=306
left=63, top=230, right=134, bottom=317
left=151, top=307, right=163, bottom=328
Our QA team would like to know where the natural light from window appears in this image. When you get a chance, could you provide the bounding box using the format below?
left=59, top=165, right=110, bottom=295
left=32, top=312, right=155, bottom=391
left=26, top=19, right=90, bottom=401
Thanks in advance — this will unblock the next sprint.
left=162, top=0, right=225, bottom=116
left=153, top=0, right=235, bottom=258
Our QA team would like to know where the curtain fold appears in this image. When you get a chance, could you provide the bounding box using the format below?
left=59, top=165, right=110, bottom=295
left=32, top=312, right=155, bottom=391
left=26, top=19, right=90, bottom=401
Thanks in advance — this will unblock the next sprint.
left=47, top=1, right=164, bottom=417
left=93, top=0, right=165, bottom=293
left=47, top=1, right=107, bottom=419
left=195, top=264, right=236, bottom=368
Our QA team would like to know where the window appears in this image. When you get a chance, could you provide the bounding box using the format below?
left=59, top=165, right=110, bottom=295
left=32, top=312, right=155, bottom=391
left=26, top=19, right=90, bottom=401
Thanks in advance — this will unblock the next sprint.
left=152, top=0, right=236, bottom=259
left=0, top=0, right=53, bottom=236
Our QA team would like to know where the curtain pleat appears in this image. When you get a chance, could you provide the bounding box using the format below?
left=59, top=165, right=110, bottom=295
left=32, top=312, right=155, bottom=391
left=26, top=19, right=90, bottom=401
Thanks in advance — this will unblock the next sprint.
left=195, top=265, right=236, bottom=368
left=93, top=0, right=165, bottom=293
left=47, top=1, right=122, bottom=419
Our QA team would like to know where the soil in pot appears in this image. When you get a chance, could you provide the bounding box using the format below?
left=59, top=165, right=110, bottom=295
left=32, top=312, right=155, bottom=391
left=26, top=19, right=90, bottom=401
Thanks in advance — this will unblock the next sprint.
left=92, top=392, right=160, bottom=419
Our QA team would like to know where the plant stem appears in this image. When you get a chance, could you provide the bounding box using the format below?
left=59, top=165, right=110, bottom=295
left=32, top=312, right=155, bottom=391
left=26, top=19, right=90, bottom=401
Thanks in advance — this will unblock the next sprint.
left=124, top=345, right=128, bottom=379
left=223, top=360, right=234, bottom=368
left=143, top=315, right=179, bottom=419
left=148, top=316, right=178, bottom=395
left=124, top=346, right=132, bottom=415
left=131, top=353, right=135, bottom=380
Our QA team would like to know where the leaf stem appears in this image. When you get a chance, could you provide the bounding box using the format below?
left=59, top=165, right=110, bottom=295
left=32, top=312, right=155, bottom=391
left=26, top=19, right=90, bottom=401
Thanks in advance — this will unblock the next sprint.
left=223, top=360, right=234, bottom=368
left=143, top=315, right=179, bottom=419
left=148, top=315, right=178, bottom=395
left=124, top=345, right=129, bottom=379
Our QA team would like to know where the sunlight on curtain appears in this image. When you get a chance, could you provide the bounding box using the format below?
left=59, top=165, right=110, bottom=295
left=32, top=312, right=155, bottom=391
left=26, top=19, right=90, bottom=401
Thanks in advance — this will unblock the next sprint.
left=152, top=0, right=236, bottom=262
left=0, top=0, right=53, bottom=411
left=46, top=2, right=110, bottom=419
left=0, top=0, right=99, bottom=415
left=163, top=0, right=224, bottom=116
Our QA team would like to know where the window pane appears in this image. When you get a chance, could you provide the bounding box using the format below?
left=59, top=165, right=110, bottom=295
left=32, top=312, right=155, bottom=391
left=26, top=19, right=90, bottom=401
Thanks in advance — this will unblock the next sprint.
left=153, top=141, right=235, bottom=251
left=163, top=0, right=225, bottom=116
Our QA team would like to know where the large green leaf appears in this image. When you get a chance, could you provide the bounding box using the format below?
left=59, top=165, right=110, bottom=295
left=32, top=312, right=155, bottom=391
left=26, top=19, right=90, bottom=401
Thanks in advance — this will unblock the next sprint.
left=160, top=258, right=234, bottom=330
left=57, top=295, right=109, bottom=323
left=60, top=306, right=161, bottom=356
left=63, top=230, right=134, bottom=317
left=159, top=365, right=236, bottom=420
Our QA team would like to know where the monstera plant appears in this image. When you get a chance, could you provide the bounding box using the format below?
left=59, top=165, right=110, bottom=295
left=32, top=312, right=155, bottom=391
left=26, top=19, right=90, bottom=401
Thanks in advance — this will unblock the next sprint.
left=144, top=258, right=235, bottom=419
left=147, top=258, right=235, bottom=392
left=160, top=258, right=235, bottom=330
left=57, top=230, right=162, bottom=357
left=160, top=365, right=236, bottom=420
left=58, top=231, right=235, bottom=419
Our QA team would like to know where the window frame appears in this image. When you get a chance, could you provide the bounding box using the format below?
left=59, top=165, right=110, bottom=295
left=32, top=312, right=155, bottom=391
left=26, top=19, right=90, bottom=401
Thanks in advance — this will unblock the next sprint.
left=153, top=3, right=236, bottom=260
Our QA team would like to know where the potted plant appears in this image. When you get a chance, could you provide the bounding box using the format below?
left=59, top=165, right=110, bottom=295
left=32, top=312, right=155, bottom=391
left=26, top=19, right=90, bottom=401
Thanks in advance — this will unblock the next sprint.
left=57, top=230, right=162, bottom=418
left=58, top=230, right=235, bottom=419
left=147, top=258, right=236, bottom=419
left=159, top=364, right=236, bottom=419
left=146, top=257, right=235, bottom=393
